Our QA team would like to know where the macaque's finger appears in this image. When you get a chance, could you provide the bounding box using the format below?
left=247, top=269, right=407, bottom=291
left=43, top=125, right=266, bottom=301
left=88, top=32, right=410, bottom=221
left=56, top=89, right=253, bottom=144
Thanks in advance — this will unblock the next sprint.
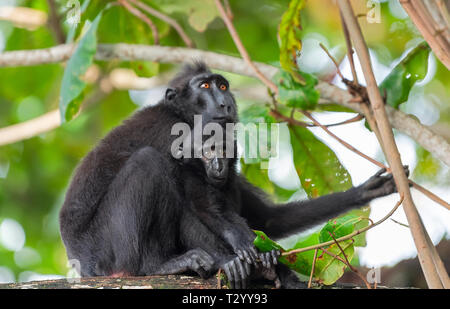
left=224, top=265, right=234, bottom=289
left=244, top=260, right=251, bottom=276
left=244, top=250, right=255, bottom=264
left=403, top=165, right=410, bottom=177
left=236, top=250, right=244, bottom=262
left=375, top=168, right=387, bottom=177
left=260, top=252, right=269, bottom=268
left=250, top=247, right=259, bottom=264
left=230, top=260, right=241, bottom=289
left=236, top=259, right=248, bottom=289
left=271, top=250, right=280, bottom=265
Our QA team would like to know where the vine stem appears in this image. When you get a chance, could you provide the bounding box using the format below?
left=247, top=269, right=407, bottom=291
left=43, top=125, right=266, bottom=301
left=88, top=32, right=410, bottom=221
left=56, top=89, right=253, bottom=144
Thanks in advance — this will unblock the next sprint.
left=338, top=0, right=447, bottom=289
left=214, top=0, right=279, bottom=95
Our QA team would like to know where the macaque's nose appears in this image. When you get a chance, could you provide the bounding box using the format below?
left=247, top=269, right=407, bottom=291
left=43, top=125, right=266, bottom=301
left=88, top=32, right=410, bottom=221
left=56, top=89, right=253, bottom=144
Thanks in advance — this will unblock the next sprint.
left=212, top=157, right=226, bottom=177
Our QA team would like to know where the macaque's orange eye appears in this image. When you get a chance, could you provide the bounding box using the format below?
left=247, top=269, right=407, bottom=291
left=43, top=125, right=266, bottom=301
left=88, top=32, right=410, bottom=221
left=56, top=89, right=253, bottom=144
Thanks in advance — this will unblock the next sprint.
left=200, top=82, right=210, bottom=89
left=220, top=84, right=227, bottom=91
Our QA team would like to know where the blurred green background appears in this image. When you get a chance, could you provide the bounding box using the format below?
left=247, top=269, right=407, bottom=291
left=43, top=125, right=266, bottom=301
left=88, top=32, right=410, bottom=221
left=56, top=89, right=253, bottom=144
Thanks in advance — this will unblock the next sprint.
left=0, top=0, right=448, bottom=286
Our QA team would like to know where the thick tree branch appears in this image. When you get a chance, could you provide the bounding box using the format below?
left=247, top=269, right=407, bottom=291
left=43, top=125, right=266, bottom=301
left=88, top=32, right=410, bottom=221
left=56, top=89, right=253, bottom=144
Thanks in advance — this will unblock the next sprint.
left=338, top=0, right=448, bottom=289
left=400, top=0, right=450, bottom=69
left=0, top=44, right=449, bottom=169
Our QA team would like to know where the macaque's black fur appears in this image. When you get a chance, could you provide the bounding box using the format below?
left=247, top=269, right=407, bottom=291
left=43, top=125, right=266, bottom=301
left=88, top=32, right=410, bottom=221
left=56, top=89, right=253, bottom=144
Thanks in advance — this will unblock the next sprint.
left=60, top=62, right=405, bottom=288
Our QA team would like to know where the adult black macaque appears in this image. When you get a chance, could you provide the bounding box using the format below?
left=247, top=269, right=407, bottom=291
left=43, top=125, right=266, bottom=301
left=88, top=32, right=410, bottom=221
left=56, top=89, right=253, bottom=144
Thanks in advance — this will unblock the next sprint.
left=60, top=61, right=406, bottom=288
left=60, top=62, right=239, bottom=277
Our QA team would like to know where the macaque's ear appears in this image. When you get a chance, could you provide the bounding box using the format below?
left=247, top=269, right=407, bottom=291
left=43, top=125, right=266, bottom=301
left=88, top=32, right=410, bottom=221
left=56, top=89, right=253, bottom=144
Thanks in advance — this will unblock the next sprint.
left=165, top=88, right=177, bottom=102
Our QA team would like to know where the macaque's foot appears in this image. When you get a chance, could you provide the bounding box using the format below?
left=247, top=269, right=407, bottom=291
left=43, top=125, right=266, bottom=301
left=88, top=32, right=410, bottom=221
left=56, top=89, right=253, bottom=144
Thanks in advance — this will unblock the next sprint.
left=359, top=166, right=409, bottom=202
left=222, top=256, right=251, bottom=289
left=185, top=248, right=215, bottom=278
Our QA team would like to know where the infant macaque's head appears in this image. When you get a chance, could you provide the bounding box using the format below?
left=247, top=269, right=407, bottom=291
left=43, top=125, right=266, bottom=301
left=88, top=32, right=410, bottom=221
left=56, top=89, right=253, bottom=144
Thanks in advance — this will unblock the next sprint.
left=175, top=138, right=235, bottom=187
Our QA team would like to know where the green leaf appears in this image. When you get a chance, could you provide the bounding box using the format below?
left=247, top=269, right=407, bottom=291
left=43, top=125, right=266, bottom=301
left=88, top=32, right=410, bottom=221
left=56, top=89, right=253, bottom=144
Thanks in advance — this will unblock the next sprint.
left=59, top=11, right=104, bottom=123
left=279, top=0, right=305, bottom=75
left=239, top=104, right=275, bottom=124
left=279, top=233, right=320, bottom=275
left=241, top=162, right=274, bottom=196
left=289, top=125, right=352, bottom=198
left=253, top=230, right=354, bottom=285
left=379, top=42, right=430, bottom=108
left=274, top=69, right=320, bottom=110
left=319, top=215, right=360, bottom=243
left=314, top=240, right=354, bottom=285
left=253, top=230, right=283, bottom=252
left=346, top=207, right=370, bottom=247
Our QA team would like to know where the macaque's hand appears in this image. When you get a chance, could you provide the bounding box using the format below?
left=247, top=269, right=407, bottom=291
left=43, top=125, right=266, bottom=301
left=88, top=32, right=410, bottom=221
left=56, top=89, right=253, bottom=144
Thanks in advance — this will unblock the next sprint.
left=359, top=166, right=409, bottom=202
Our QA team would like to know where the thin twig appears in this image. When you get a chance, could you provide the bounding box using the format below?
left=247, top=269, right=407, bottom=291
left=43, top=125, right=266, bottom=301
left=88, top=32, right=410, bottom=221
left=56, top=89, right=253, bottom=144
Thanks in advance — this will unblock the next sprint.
left=390, top=218, right=410, bottom=228
left=301, top=110, right=450, bottom=211
left=320, top=246, right=372, bottom=289
left=224, top=0, right=234, bottom=20
left=339, top=8, right=358, bottom=84
left=271, top=109, right=364, bottom=128
left=214, top=0, right=279, bottom=95
left=282, top=194, right=404, bottom=256
left=46, top=0, right=66, bottom=44
left=319, top=43, right=344, bottom=80
left=217, top=269, right=222, bottom=289
left=308, top=249, right=318, bottom=288
left=328, top=233, right=372, bottom=289
left=411, top=182, right=450, bottom=210
left=119, top=0, right=159, bottom=45
left=302, top=111, right=386, bottom=168
left=127, top=0, right=194, bottom=48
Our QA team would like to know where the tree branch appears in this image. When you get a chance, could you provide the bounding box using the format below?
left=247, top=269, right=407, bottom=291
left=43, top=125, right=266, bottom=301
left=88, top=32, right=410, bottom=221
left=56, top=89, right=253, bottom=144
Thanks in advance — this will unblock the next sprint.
left=0, top=44, right=449, bottom=168
left=400, top=0, right=450, bottom=69
left=338, top=0, right=447, bottom=289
